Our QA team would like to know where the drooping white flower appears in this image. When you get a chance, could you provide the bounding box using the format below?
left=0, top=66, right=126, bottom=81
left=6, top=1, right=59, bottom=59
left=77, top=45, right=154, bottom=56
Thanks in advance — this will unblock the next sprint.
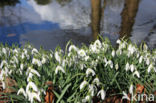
left=139, top=56, right=143, bottom=63
left=108, top=60, right=113, bottom=68
left=130, top=64, right=136, bottom=72
left=0, top=60, right=7, bottom=68
left=2, top=81, right=6, bottom=89
left=20, top=63, right=24, bottom=70
left=147, top=64, right=153, bottom=73
left=93, top=77, right=100, bottom=86
left=80, top=80, right=88, bottom=90
left=78, top=49, right=86, bottom=57
left=86, top=68, right=95, bottom=77
left=69, top=45, right=78, bottom=52
left=17, top=88, right=27, bottom=98
left=32, top=48, right=38, bottom=54
left=94, top=40, right=102, bottom=48
left=82, top=95, right=90, bottom=103
left=28, top=92, right=41, bottom=103
left=128, top=44, right=136, bottom=55
left=55, top=51, right=61, bottom=63
left=13, top=49, right=18, bottom=54
left=129, top=84, right=133, bottom=94
left=112, top=50, right=115, bottom=57
left=97, top=89, right=106, bottom=100
left=21, top=53, right=25, bottom=59
left=2, top=48, right=7, bottom=54
left=30, top=69, right=40, bottom=77
left=115, top=63, right=119, bottom=70
left=26, top=82, right=38, bottom=93
left=55, top=65, right=65, bottom=74
left=89, top=84, right=96, bottom=96
left=32, top=58, right=42, bottom=67
left=125, top=62, right=130, bottom=71
left=89, top=44, right=97, bottom=53
left=133, top=71, right=140, bottom=78
left=27, top=72, right=33, bottom=82
left=13, top=56, right=19, bottom=64
left=116, top=39, right=121, bottom=44
left=41, top=57, right=46, bottom=64
left=85, top=56, right=89, bottom=61
left=146, top=58, right=150, bottom=65
left=122, top=91, right=130, bottom=100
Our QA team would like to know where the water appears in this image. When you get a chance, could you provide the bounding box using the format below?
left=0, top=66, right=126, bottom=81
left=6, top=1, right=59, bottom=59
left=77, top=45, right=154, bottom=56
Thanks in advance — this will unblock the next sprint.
left=0, top=0, right=156, bottom=50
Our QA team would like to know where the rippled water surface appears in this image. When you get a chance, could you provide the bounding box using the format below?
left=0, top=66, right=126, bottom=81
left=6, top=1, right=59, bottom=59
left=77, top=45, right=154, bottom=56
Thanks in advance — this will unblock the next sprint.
left=0, top=0, right=156, bottom=49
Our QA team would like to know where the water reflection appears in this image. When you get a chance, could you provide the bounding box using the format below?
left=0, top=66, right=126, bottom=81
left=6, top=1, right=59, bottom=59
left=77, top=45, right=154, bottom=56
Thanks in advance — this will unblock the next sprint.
left=91, top=0, right=101, bottom=40
left=34, top=0, right=52, bottom=5
left=119, top=0, right=140, bottom=38
left=0, top=0, right=20, bottom=7
left=0, top=0, right=155, bottom=49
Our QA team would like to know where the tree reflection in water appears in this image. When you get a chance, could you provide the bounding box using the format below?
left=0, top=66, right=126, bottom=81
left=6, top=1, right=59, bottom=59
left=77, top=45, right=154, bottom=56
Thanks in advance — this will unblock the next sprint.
left=0, top=0, right=20, bottom=7
left=119, top=0, right=140, bottom=38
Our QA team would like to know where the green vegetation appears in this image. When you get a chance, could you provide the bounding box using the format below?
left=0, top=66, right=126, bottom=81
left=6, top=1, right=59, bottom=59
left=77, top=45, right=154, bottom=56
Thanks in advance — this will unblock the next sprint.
left=0, top=38, right=155, bottom=102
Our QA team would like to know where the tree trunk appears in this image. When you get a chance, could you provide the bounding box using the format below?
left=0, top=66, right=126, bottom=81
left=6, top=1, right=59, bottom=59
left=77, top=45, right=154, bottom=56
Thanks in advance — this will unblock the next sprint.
left=119, top=0, right=140, bottom=38
left=91, top=0, right=101, bottom=40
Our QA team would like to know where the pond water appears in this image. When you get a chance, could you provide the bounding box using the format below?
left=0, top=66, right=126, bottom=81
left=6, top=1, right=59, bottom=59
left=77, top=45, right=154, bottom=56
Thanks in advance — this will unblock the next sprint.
left=0, top=0, right=156, bottom=50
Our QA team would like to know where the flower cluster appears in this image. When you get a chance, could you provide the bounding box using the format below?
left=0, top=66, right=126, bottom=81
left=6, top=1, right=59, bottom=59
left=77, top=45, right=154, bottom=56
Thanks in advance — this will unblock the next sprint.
left=0, top=38, right=155, bottom=103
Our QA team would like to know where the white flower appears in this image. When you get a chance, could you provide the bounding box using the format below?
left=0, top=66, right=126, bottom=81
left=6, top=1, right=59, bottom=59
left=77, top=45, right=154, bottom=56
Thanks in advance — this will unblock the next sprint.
left=69, top=45, right=78, bottom=52
left=122, top=91, right=130, bottom=100
left=32, top=48, right=38, bottom=54
left=89, top=84, right=96, bottom=96
left=0, top=60, right=7, bottom=68
left=80, top=80, right=88, bottom=90
left=82, top=95, right=90, bottom=103
left=21, top=53, right=25, bottom=59
left=78, top=49, right=86, bottom=57
left=112, top=50, right=115, bottom=57
left=133, top=71, right=140, bottom=78
left=17, top=88, right=27, bottom=98
left=97, top=89, right=106, bottom=100
left=89, top=44, right=97, bottom=53
left=27, top=72, right=33, bottom=82
left=94, top=40, right=102, bottom=48
left=30, top=69, right=40, bottom=77
left=139, top=56, right=143, bottom=63
left=2, top=48, right=7, bottom=54
left=147, top=64, right=153, bottom=73
left=128, top=44, right=136, bottom=55
left=115, top=63, right=119, bottom=70
left=130, top=64, right=136, bottom=72
left=143, top=44, right=148, bottom=51
left=129, top=84, right=133, bottom=94
left=86, top=68, right=95, bottom=77
left=116, top=39, right=121, bottom=44
left=2, top=81, right=6, bottom=89
left=93, top=77, right=100, bottom=86
left=116, top=49, right=122, bottom=55
left=41, top=57, right=46, bottom=64
left=55, top=66, right=65, bottom=74
left=28, top=92, right=41, bottom=103
left=80, top=64, right=84, bottom=70
left=55, top=51, right=61, bottom=63
left=108, top=60, right=113, bottom=68
left=146, top=58, right=150, bottom=65
left=13, top=49, right=18, bottom=54
left=20, top=64, right=24, bottom=70
left=32, top=58, right=42, bottom=67
left=13, top=56, right=19, bottom=64
left=26, top=82, right=38, bottom=93
left=125, top=62, right=130, bottom=71
left=85, top=56, right=89, bottom=61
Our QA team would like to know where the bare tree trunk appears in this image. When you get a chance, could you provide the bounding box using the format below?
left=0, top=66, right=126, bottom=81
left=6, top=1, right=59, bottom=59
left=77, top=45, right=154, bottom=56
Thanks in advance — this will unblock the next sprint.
left=91, top=0, right=101, bottom=40
left=119, top=0, right=140, bottom=38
